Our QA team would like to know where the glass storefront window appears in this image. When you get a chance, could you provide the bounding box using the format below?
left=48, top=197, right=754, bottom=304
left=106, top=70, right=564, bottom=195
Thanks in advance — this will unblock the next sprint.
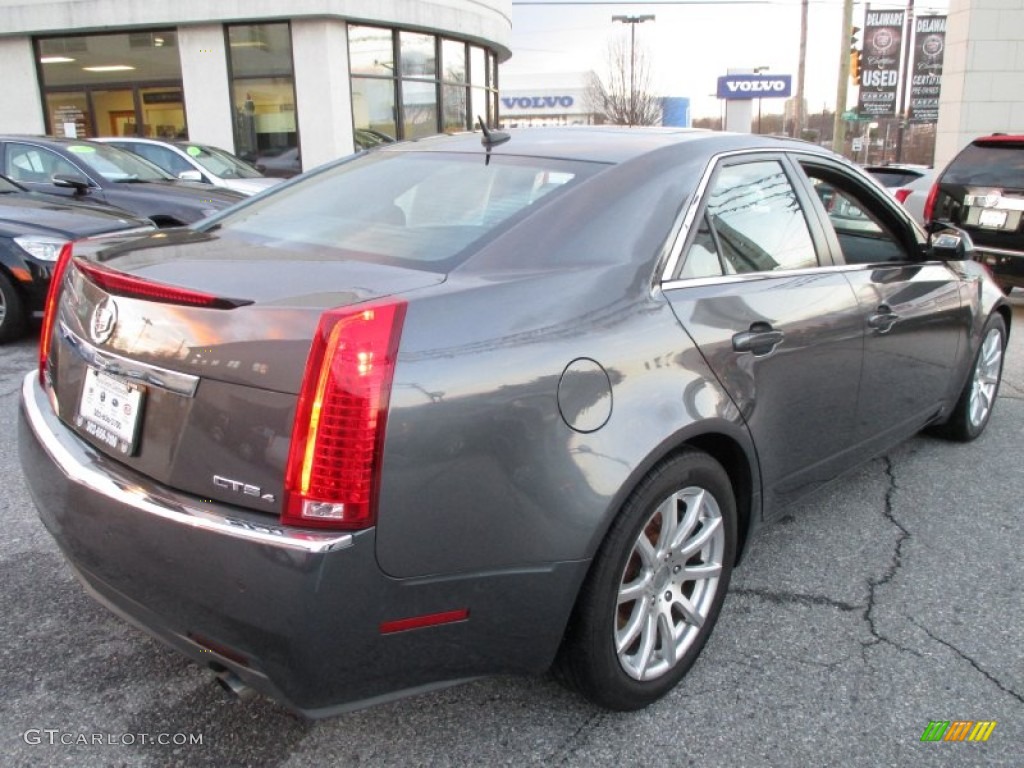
left=351, top=77, right=398, bottom=139
left=37, top=31, right=180, bottom=88
left=470, top=46, right=486, bottom=88
left=228, top=24, right=293, bottom=78
left=231, top=78, right=297, bottom=162
left=442, top=40, right=466, bottom=84
left=442, top=85, right=468, bottom=132
left=45, top=92, right=90, bottom=138
left=471, top=87, right=487, bottom=129
left=399, top=32, right=436, bottom=78
left=349, top=26, right=394, bottom=76
left=402, top=81, right=438, bottom=140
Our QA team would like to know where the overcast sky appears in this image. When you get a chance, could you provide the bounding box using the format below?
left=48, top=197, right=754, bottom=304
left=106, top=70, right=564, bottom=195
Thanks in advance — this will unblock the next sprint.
left=503, top=0, right=949, bottom=119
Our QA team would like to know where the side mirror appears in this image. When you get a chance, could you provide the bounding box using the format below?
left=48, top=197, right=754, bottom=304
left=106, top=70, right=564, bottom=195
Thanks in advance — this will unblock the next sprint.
left=926, top=220, right=974, bottom=262
left=177, top=170, right=204, bottom=182
left=52, top=173, right=90, bottom=193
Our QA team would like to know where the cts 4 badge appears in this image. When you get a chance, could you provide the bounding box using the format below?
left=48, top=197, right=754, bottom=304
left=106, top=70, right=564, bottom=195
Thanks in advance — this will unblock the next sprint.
left=213, top=474, right=277, bottom=503
left=89, top=297, right=118, bottom=344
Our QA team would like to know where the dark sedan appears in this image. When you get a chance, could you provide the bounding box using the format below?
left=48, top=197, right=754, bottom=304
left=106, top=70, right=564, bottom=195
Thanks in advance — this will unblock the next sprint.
left=0, top=136, right=244, bottom=227
left=0, top=173, right=151, bottom=342
left=19, top=128, right=1011, bottom=717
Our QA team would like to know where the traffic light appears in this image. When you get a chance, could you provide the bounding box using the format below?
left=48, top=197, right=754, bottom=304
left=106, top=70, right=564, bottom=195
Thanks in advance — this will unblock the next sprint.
left=849, top=26, right=862, bottom=86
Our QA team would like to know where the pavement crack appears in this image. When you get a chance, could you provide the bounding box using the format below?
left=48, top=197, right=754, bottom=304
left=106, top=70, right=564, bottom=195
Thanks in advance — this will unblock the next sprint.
left=910, top=618, right=1024, bottom=704
left=859, top=456, right=920, bottom=659
left=549, top=711, right=604, bottom=766
left=731, top=587, right=859, bottom=613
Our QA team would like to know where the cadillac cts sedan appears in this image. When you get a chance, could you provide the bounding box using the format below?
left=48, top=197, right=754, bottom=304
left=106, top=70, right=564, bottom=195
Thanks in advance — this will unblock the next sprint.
left=19, top=128, right=1011, bottom=717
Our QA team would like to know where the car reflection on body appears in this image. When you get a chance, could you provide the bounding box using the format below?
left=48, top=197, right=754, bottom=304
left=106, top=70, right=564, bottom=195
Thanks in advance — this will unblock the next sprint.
left=19, top=127, right=1011, bottom=718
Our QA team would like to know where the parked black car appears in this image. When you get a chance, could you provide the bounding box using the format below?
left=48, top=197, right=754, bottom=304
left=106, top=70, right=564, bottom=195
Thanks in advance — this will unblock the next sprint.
left=925, top=134, right=1024, bottom=293
left=0, top=173, right=151, bottom=341
left=0, top=136, right=245, bottom=227
left=19, top=128, right=1011, bottom=717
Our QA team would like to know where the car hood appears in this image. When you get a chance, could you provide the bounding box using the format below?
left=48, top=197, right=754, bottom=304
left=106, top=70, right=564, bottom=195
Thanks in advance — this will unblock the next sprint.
left=0, top=191, right=150, bottom=238
left=102, top=179, right=244, bottom=205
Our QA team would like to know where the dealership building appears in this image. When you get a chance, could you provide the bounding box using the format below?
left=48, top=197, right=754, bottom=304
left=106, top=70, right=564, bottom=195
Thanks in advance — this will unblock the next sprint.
left=0, top=0, right=509, bottom=172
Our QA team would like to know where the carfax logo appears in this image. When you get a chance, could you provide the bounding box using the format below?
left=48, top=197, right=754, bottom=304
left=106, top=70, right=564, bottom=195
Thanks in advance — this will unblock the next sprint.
left=920, top=720, right=997, bottom=742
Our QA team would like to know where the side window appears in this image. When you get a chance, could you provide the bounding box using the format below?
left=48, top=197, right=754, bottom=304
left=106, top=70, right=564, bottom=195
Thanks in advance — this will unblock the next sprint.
left=802, top=165, right=909, bottom=265
left=133, top=145, right=191, bottom=176
left=4, top=143, right=80, bottom=184
left=680, top=159, right=818, bottom=278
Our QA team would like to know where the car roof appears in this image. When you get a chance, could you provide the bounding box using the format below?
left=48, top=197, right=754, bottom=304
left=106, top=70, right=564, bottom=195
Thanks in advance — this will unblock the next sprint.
left=381, top=127, right=824, bottom=165
left=0, top=135, right=107, bottom=148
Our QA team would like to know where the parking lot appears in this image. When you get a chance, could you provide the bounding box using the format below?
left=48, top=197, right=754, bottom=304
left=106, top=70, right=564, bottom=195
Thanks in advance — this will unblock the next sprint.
left=2, top=296, right=1022, bottom=768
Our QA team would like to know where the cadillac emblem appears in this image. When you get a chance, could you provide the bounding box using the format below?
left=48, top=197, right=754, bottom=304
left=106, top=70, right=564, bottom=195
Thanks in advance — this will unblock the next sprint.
left=90, top=297, right=118, bottom=344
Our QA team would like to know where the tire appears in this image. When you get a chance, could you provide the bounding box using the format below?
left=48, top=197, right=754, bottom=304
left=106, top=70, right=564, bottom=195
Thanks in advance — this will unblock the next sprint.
left=935, top=313, right=1006, bottom=442
left=0, top=270, right=27, bottom=344
left=555, top=450, right=736, bottom=710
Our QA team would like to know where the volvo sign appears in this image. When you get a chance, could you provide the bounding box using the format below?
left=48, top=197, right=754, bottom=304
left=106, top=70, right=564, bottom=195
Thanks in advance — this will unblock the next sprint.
left=716, top=74, right=793, bottom=100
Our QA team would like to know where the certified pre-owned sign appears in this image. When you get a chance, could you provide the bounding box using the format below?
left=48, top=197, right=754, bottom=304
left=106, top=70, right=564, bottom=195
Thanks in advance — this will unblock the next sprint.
left=716, top=75, right=793, bottom=100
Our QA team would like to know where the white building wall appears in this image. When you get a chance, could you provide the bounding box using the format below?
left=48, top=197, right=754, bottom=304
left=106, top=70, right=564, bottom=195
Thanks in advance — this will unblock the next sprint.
left=0, top=37, right=45, bottom=134
left=291, top=19, right=354, bottom=172
left=177, top=25, right=234, bottom=151
left=935, top=0, right=1024, bottom=166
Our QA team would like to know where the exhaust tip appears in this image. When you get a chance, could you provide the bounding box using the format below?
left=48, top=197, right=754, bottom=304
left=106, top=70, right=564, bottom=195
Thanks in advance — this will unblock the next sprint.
left=215, top=669, right=256, bottom=702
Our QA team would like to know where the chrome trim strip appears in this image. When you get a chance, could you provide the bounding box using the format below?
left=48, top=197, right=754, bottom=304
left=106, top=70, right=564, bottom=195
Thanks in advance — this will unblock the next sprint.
left=964, top=194, right=1024, bottom=212
left=975, top=245, right=1024, bottom=259
left=662, top=263, right=870, bottom=292
left=60, top=321, right=200, bottom=397
left=21, top=372, right=353, bottom=555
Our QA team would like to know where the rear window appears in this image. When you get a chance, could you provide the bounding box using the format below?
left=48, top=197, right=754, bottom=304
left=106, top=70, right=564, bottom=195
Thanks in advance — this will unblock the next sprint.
left=868, top=168, right=923, bottom=188
left=202, top=151, right=597, bottom=270
left=943, top=142, right=1024, bottom=187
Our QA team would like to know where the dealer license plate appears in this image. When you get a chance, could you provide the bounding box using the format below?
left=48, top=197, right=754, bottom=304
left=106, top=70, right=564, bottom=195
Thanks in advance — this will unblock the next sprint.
left=76, top=367, right=145, bottom=454
left=979, top=209, right=1008, bottom=229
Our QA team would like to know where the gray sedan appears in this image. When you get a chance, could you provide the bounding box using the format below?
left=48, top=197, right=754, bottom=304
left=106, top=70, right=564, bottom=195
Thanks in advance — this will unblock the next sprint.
left=18, top=128, right=1011, bottom=717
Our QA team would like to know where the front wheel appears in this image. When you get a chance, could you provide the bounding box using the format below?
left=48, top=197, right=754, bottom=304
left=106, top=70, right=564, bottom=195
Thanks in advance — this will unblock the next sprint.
left=935, top=314, right=1006, bottom=442
left=555, top=450, right=736, bottom=710
left=0, top=270, right=27, bottom=344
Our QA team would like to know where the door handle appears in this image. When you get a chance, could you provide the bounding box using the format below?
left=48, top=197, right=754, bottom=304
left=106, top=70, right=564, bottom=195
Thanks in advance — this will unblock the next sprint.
left=868, top=304, right=899, bottom=333
left=732, top=323, right=785, bottom=356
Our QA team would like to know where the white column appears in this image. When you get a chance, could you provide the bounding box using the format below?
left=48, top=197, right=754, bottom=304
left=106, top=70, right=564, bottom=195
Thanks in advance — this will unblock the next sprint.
left=1, top=37, right=46, bottom=134
left=177, top=25, right=235, bottom=152
left=935, top=0, right=1024, bottom=166
left=291, top=19, right=355, bottom=172
left=724, top=69, right=754, bottom=133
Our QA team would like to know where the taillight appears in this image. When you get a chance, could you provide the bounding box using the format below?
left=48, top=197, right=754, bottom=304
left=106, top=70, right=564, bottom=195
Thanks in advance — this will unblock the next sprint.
left=922, top=182, right=939, bottom=223
left=282, top=300, right=407, bottom=530
left=74, top=259, right=252, bottom=309
left=894, top=188, right=912, bottom=205
left=38, top=241, right=75, bottom=386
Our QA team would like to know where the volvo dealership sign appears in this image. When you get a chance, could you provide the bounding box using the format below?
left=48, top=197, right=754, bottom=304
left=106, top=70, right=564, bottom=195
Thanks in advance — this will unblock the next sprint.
left=716, top=74, right=792, bottom=100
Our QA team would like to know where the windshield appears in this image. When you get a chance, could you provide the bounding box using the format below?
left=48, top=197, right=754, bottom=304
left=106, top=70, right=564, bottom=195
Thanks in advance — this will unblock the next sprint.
left=201, top=151, right=596, bottom=270
left=67, top=143, right=171, bottom=182
left=181, top=145, right=261, bottom=179
left=945, top=142, right=1024, bottom=188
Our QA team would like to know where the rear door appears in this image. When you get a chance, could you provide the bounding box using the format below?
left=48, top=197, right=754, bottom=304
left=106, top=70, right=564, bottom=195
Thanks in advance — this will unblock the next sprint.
left=793, top=156, right=968, bottom=454
left=661, top=154, right=865, bottom=516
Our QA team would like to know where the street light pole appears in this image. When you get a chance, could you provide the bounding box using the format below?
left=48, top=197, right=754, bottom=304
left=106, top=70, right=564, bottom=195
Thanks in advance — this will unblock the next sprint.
left=612, top=14, right=655, bottom=126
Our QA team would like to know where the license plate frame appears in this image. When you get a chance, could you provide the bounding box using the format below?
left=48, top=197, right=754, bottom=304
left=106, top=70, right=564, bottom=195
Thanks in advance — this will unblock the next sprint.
left=979, top=208, right=1008, bottom=229
left=76, top=366, right=145, bottom=455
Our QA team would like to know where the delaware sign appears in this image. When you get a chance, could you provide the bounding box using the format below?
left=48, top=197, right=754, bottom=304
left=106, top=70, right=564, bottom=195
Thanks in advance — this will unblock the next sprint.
left=716, top=75, right=793, bottom=100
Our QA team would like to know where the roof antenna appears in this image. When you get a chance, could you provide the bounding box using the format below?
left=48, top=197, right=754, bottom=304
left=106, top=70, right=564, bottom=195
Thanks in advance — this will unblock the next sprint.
left=478, top=116, right=510, bottom=148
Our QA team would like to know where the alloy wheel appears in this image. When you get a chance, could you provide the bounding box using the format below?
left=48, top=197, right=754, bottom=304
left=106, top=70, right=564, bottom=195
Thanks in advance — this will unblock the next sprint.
left=968, top=326, right=1003, bottom=429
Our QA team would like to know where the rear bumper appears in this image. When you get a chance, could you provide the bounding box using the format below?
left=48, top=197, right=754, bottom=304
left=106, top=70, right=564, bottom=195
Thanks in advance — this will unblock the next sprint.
left=18, top=372, right=586, bottom=717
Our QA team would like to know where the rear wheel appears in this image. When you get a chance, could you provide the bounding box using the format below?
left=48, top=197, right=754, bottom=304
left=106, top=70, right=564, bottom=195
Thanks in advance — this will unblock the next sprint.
left=555, top=450, right=736, bottom=710
left=0, top=270, right=27, bottom=343
left=935, top=314, right=1006, bottom=442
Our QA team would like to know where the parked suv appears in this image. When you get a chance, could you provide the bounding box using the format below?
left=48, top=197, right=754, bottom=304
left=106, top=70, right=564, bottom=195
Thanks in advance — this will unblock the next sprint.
left=926, top=134, right=1024, bottom=293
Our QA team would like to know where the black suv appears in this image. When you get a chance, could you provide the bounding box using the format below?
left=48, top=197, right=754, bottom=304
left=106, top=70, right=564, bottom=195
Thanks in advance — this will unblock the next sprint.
left=926, top=134, right=1024, bottom=293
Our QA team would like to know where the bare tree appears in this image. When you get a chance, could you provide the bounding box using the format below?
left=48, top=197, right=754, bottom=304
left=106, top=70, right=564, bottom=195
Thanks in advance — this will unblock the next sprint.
left=585, top=37, right=661, bottom=126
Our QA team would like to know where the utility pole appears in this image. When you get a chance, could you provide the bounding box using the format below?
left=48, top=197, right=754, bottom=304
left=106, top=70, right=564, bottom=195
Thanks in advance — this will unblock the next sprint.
left=754, top=65, right=770, bottom=133
left=833, top=0, right=855, bottom=153
left=612, top=14, right=655, bottom=127
left=894, top=0, right=915, bottom=162
left=794, top=0, right=808, bottom=138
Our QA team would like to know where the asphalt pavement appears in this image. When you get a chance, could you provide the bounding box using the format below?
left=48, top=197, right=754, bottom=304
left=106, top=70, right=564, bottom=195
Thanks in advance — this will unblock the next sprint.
left=2, top=297, right=1021, bottom=768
